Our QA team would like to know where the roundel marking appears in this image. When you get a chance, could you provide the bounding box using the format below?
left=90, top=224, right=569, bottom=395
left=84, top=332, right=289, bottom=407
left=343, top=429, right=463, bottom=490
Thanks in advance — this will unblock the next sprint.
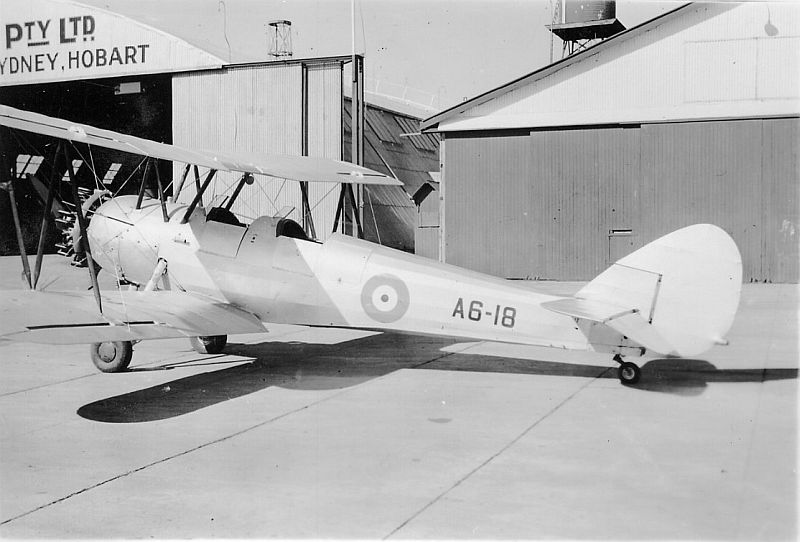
left=360, top=274, right=410, bottom=323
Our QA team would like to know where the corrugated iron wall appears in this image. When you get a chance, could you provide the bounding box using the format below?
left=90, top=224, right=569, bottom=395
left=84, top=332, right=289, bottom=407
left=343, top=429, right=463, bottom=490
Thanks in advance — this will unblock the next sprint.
left=639, top=121, right=763, bottom=280
left=531, top=126, right=640, bottom=279
left=172, top=61, right=344, bottom=238
left=443, top=133, right=533, bottom=277
left=306, top=62, right=343, bottom=235
left=443, top=117, right=799, bottom=282
left=762, top=118, right=799, bottom=282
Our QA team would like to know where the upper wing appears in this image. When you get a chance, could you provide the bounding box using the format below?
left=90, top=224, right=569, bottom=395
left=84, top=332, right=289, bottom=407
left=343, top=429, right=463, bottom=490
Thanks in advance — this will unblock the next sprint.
left=0, top=289, right=266, bottom=345
left=211, top=151, right=403, bottom=186
left=0, top=104, right=401, bottom=186
left=0, top=104, right=220, bottom=169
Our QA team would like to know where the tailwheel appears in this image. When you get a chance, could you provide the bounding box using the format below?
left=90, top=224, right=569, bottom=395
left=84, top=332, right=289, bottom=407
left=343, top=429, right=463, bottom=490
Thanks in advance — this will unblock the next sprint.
left=90, top=341, right=133, bottom=373
left=190, top=335, right=227, bottom=354
left=614, top=354, right=641, bottom=385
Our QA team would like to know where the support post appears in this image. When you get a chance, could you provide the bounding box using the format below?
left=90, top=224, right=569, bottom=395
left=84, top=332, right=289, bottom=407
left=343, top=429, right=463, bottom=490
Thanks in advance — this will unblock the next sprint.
left=6, top=180, right=32, bottom=288
left=300, top=181, right=316, bottom=239
left=224, top=173, right=252, bottom=211
left=356, top=55, right=365, bottom=238
left=32, top=172, right=56, bottom=289
left=193, top=166, right=204, bottom=209
left=332, top=184, right=347, bottom=234
left=181, top=169, right=217, bottom=224
left=66, top=145, right=102, bottom=313
left=33, top=141, right=63, bottom=288
left=299, top=62, right=316, bottom=238
left=347, top=183, right=364, bottom=238
left=154, top=160, right=169, bottom=222
left=172, top=163, right=190, bottom=203
left=1, top=151, right=33, bottom=288
left=136, top=158, right=150, bottom=210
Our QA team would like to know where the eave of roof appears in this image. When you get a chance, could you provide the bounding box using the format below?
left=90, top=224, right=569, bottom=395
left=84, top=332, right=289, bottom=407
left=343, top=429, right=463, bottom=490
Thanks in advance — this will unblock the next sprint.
left=420, top=2, right=694, bottom=132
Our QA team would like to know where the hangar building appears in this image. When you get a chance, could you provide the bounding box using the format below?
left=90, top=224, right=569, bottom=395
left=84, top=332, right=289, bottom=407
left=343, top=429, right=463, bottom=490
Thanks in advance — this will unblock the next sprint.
left=1, top=0, right=432, bottom=256
left=421, top=2, right=799, bottom=283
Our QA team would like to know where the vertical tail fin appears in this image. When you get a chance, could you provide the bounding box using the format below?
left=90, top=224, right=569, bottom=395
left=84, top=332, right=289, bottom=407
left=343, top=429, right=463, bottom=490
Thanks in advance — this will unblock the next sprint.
left=576, top=224, right=742, bottom=357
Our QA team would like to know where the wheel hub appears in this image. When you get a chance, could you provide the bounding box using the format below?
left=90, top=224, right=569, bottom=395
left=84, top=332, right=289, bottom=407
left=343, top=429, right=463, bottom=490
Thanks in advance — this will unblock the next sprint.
left=97, top=342, right=117, bottom=363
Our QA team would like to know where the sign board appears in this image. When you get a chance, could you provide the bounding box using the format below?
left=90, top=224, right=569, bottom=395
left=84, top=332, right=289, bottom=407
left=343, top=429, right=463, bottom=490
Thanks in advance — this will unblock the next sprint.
left=1, top=0, right=225, bottom=86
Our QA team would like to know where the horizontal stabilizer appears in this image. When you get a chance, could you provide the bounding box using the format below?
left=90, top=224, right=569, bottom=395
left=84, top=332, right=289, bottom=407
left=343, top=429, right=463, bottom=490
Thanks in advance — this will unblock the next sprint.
left=541, top=297, right=637, bottom=323
left=541, top=297, right=676, bottom=355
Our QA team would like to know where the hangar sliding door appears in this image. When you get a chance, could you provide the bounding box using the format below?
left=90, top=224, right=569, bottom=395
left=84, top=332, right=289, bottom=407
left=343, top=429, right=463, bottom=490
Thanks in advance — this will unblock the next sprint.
left=529, top=127, right=640, bottom=280
left=442, top=132, right=533, bottom=278
left=761, top=118, right=799, bottom=283
left=640, top=120, right=763, bottom=281
left=640, top=118, right=798, bottom=283
left=444, top=118, right=797, bottom=282
left=443, top=128, right=639, bottom=280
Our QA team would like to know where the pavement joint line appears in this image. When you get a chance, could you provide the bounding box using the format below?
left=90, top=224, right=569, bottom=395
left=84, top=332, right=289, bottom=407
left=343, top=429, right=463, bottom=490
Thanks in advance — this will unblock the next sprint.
left=0, top=347, right=462, bottom=527
left=0, top=382, right=360, bottom=527
left=0, top=371, right=97, bottom=398
left=383, top=366, right=614, bottom=540
left=409, top=349, right=461, bottom=369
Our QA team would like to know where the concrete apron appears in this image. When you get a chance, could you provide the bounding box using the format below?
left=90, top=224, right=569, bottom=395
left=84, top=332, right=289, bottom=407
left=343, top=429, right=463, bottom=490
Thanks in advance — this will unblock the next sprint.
left=0, top=256, right=796, bottom=539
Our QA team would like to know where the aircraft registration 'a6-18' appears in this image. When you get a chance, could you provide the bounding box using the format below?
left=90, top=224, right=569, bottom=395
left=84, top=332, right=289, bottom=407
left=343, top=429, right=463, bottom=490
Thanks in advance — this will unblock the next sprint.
left=0, top=104, right=742, bottom=384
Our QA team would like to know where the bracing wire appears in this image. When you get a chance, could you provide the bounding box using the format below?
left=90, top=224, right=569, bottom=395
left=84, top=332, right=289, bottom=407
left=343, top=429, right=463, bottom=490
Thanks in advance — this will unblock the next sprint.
left=366, top=186, right=381, bottom=245
left=309, top=183, right=340, bottom=213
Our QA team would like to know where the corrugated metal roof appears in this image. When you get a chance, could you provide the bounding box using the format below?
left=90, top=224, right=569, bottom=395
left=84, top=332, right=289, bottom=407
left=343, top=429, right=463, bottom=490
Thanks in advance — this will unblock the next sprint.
left=395, top=116, right=439, bottom=152
left=365, top=109, right=402, bottom=144
left=420, top=3, right=695, bottom=132
left=344, top=99, right=440, bottom=251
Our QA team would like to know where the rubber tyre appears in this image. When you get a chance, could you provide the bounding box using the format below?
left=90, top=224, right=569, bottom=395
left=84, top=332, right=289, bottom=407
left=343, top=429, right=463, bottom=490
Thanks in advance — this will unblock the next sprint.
left=618, top=361, right=641, bottom=385
left=190, top=335, right=227, bottom=354
left=90, top=341, right=133, bottom=373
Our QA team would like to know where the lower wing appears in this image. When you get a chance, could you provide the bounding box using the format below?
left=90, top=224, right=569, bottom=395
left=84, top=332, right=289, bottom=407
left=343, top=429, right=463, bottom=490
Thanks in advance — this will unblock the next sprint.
left=0, top=289, right=266, bottom=344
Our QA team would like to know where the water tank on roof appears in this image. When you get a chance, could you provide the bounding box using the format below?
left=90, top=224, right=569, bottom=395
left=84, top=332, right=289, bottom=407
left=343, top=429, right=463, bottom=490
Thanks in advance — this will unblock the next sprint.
left=564, top=0, right=616, bottom=23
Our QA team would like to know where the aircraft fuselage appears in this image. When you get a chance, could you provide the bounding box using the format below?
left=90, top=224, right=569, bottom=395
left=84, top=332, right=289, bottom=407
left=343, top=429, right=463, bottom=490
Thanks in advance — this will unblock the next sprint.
left=87, top=195, right=638, bottom=355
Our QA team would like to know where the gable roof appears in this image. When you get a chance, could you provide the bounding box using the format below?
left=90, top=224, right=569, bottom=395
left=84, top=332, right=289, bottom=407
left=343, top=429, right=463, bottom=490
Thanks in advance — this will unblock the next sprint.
left=420, top=3, right=695, bottom=132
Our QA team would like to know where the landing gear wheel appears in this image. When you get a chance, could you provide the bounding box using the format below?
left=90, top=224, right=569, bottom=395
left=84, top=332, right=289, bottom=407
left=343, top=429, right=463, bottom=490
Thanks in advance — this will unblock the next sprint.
left=617, top=361, right=641, bottom=385
left=90, top=341, right=133, bottom=373
left=190, top=335, right=227, bottom=354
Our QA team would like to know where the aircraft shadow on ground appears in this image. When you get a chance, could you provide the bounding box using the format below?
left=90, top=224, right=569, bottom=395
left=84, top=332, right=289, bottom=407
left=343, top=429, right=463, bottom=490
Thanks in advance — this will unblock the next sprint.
left=77, top=333, right=460, bottom=423
left=433, top=355, right=798, bottom=396
left=77, top=334, right=798, bottom=423
left=637, top=358, right=798, bottom=395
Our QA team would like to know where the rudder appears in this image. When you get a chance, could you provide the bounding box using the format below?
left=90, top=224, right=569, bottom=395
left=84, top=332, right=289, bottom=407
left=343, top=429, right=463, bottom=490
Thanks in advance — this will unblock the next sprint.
left=576, top=224, right=742, bottom=357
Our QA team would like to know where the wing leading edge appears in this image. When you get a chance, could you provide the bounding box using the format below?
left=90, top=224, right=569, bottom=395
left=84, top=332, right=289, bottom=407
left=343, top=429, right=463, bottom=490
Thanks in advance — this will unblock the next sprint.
left=0, top=290, right=266, bottom=345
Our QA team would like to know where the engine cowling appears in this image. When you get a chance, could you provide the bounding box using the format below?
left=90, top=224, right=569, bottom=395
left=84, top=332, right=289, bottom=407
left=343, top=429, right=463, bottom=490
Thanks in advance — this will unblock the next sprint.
left=87, top=195, right=186, bottom=285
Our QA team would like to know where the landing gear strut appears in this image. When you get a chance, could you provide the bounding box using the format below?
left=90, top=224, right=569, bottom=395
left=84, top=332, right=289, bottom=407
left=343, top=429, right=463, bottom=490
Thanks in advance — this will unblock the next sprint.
left=190, top=335, right=227, bottom=354
left=614, top=354, right=641, bottom=385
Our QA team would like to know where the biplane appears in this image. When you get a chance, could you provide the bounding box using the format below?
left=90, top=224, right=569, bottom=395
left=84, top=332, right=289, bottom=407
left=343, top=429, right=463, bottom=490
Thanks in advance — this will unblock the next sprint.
left=0, top=104, right=743, bottom=384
